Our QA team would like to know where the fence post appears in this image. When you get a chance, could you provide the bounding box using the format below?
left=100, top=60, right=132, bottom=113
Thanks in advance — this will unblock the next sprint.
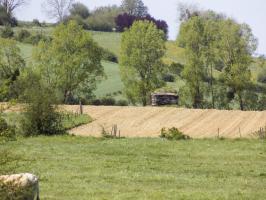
left=79, top=100, right=83, bottom=115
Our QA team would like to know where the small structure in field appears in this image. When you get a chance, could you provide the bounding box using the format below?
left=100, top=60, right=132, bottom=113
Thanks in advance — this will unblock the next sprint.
left=151, top=93, right=179, bottom=106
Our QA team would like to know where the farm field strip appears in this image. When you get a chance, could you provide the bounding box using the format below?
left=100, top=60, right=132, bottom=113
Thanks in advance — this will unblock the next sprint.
left=65, top=106, right=266, bottom=138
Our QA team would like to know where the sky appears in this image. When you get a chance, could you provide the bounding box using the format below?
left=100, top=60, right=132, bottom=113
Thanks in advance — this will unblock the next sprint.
left=15, top=0, right=266, bottom=55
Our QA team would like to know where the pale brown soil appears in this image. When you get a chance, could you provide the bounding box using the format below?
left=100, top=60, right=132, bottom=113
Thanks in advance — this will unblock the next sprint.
left=65, top=106, right=266, bottom=138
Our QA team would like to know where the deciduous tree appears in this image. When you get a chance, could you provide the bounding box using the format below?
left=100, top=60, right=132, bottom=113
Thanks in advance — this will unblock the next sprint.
left=33, top=20, right=104, bottom=104
left=121, top=0, right=148, bottom=17
left=120, top=20, right=166, bottom=106
left=0, top=38, right=25, bottom=101
left=42, top=0, right=74, bottom=22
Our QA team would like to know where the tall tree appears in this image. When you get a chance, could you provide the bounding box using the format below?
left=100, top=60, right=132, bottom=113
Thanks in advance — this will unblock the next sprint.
left=0, top=0, right=28, bottom=15
left=120, top=20, right=166, bottom=106
left=121, top=0, right=148, bottom=17
left=33, top=20, right=104, bottom=103
left=178, top=16, right=207, bottom=108
left=70, top=2, right=89, bottom=19
left=218, top=19, right=257, bottom=110
left=42, top=0, right=74, bottom=22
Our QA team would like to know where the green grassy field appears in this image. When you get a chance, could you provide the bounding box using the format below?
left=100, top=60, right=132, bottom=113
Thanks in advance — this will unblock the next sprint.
left=94, top=61, right=123, bottom=98
left=1, top=136, right=266, bottom=200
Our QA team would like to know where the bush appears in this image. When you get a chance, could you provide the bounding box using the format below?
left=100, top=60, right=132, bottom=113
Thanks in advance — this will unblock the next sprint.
left=101, top=97, right=116, bottom=105
left=20, top=73, right=63, bottom=136
left=116, top=100, right=128, bottom=106
left=32, top=19, right=41, bottom=27
left=16, top=29, right=31, bottom=42
left=28, top=33, right=49, bottom=45
left=163, top=73, right=175, bottom=82
left=70, top=2, right=90, bottom=19
left=160, top=127, right=190, bottom=140
left=169, top=62, right=184, bottom=75
left=0, top=26, right=14, bottom=38
left=257, top=69, right=266, bottom=83
left=87, top=5, right=122, bottom=32
left=0, top=116, right=16, bottom=141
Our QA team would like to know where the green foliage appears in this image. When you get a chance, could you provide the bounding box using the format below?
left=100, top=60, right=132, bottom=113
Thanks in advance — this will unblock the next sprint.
left=162, top=73, right=175, bottom=82
left=121, top=0, right=148, bottom=17
left=120, top=20, right=166, bottom=106
left=257, top=68, right=266, bottom=83
left=70, top=2, right=90, bottom=19
left=116, top=99, right=128, bottom=106
left=62, top=113, right=92, bottom=130
left=169, top=62, right=184, bottom=76
left=32, top=19, right=41, bottom=26
left=178, top=17, right=207, bottom=108
left=0, top=38, right=25, bottom=101
left=0, top=26, right=14, bottom=38
left=87, top=5, right=122, bottom=32
left=19, top=72, right=63, bottom=136
left=16, top=29, right=31, bottom=42
left=33, top=20, right=104, bottom=104
left=160, top=127, right=190, bottom=140
left=218, top=20, right=257, bottom=110
left=0, top=116, right=16, bottom=142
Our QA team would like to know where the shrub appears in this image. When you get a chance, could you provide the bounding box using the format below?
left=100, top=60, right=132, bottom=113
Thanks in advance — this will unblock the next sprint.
left=0, top=116, right=16, bottom=141
left=101, top=97, right=116, bottom=105
left=169, top=62, right=184, bottom=75
left=87, top=5, right=121, bottom=32
left=0, top=26, right=14, bottom=38
left=70, top=2, right=90, bottom=19
left=32, top=19, right=41, bottom=26
left=28, top=33, right=48, bottom=45
left=16, top=29, right=31, bottom=42
left=163, top=73, right=175, bottom=82
left=20, top=73, right=63, bottom=136
left=160, top=127, right=190, bottom=140
left=257, top=69, right=266, bottom=83
left=116, top=100, right=128, bottom=106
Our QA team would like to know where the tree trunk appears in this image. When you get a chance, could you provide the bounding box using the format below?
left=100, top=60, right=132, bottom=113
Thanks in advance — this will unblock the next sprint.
left=238, top=93, right=244, bottom=111
left=210, top=64, right=215, bottom=109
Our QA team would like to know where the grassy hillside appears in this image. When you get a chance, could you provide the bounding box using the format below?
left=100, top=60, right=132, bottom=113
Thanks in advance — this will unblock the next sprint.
left=94, top=61, right=124, bottom=98
left=1, top=136, right=266, bottom=199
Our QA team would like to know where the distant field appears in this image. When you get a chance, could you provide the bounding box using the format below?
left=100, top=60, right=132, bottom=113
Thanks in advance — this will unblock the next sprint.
left=1, top=136, right=266, bottom=200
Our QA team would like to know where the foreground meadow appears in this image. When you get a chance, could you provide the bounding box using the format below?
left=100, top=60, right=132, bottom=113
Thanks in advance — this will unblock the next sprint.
left=1, top=136, right=266, bottom=200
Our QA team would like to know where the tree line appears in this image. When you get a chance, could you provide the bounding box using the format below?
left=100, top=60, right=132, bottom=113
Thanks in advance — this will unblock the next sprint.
left=119, top=4, right=266, bottom=111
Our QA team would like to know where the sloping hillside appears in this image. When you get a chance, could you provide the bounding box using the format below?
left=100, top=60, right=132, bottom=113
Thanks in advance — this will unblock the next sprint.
left=66, top=106, right=266, bottom=138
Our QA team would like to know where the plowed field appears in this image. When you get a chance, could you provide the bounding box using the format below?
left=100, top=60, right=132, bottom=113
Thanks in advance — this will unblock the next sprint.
left=65, top=106, right=266, bottom=138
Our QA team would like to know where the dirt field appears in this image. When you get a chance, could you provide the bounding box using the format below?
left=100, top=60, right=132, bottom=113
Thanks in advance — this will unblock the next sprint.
left=64, top=106, right=266, bottom=138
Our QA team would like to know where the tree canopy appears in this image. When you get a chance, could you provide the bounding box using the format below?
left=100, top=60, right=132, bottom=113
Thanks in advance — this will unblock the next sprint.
left=121, top=0, right=148, bottom=17
left=120, top=20, right=166, bottom=106
left=33, top=20, right=104, bottom=104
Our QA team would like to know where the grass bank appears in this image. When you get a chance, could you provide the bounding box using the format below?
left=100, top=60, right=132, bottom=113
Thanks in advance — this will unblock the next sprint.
left=1, top=136, right=266, bottom=199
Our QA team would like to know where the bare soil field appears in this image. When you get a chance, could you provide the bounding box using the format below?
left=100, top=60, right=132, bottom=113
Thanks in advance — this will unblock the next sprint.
left=65, top=106, right=266, bottom=138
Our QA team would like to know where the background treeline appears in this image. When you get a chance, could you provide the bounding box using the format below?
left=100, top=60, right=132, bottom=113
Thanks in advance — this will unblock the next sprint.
left=176, top=4, right=266, bottom=110
left=0, top=0, right=168, bottom=37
